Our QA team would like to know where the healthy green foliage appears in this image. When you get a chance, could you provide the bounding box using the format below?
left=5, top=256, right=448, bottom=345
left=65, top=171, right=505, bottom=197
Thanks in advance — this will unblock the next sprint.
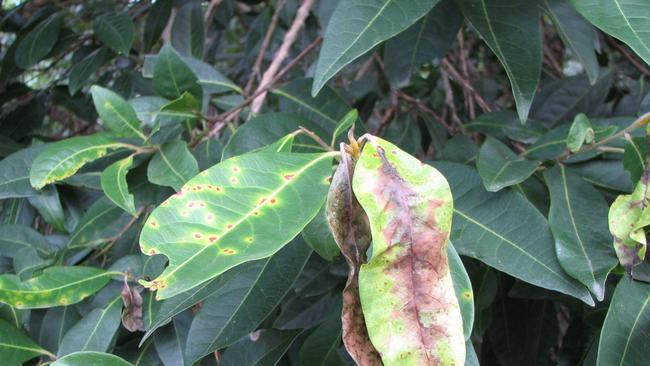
left=100, top=155, right=137, bottom=215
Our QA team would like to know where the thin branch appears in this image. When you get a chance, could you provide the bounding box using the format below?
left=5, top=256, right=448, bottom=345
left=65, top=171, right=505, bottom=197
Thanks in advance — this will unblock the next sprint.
left=606, top=36, right=650, bottom=77
left=441, top=58, right=493, bottom=113
left=396, top=91, right=453, bottom=133
left=204, top=0, right=223, bottom=26
left=244, top=0, right=286, bottom=95
left=250, top=0, right=314, bottom=113
left=298, top=126, right=334, bottom=151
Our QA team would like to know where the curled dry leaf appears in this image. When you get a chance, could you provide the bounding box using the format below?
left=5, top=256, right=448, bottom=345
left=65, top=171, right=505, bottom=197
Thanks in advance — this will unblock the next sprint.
left=352, top=135, right=465, bottom=365
left=326, top=146, right=381, bottom=366
left=121, top=278, right=144, bottom=332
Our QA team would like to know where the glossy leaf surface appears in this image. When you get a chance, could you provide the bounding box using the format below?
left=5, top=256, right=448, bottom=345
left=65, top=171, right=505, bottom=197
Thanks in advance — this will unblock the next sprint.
left=91, top=86, right=145, bottom=140
left=147, top=139, right=199, bottom=191
left=101, top=155, right=136, bottom=215
left=476, top=137, right=540, bottom=192
left=0, top=319, right=52, bottom=365
left=53, top=351, right=133, bottom=366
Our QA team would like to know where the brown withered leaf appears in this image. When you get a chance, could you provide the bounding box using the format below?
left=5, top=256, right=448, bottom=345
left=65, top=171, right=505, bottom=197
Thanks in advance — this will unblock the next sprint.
left=121, top=278, right=144, bottom=332
left=326, top=146, right=382, bottom=366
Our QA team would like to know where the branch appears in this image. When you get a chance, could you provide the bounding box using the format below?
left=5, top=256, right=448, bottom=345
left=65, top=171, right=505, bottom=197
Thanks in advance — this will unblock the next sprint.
left=441, top=58, right=493, bottom=113
left=250, top=0, right=314, bottom=113
left=204, top=0, right=223, bottom=26
left=605, top=36, right=650, bottom=77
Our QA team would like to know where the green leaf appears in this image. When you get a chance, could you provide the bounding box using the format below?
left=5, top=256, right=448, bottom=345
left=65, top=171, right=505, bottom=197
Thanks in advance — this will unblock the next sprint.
left=608, top=180, right=650, bottom=271
left=143, top=0, right=172, bottom=52
left=476, top=137, right=541, bottom=192
left=0, top=266, right=113, bottom=309
left=69, top=48, right=108, bottom=95
left=544, top=165, right=618, bottom=301
left=456, top=0, right=541, bottom=122
left=144, top=55, right=241, bottom=94
left=383, top=0, right=463, bottom=88
left=53, top=351, right=134, bottom=366
left=27, top=185, right=66, bottom=232
left=448, top=243, right=474, bottom=340
left=14, top=12, right=64, bottom=68
left=353, top=136, right=465, bottom=365
left=623, top=136, right=647, bottom=183
left=570, top=0, right=650, bottom=66
left=222, top=113, right=330, bottom=159
left=91, top=86, right=145, bottom=140
left=101, top=155, right=137, bottom=215
left=172, top=1, right=204, bottom=58
left=147, top=139, right=199, bottom=191
left=597, top=279, right=650, bottom=365
left=539, top=0, right=599, bottom=84
left=312, top=0, right=437, bottom=95
left=184, top=237, right=311, bottom=362
left=93, top=11, right=135, bottom=54
left=153, top=312, right=191, bottom=366
left=67, top=197, right=131, bottom=249
left=30, top=133, right=128, bottom=189
left=153, top=44, right=202, bottom=100
left=139, top=151, right=334, bottom=299
left=302, top=207, right=340, bottom=261
left=566, top=113, right=594, bottom=152
left=572, top=159, right=634, bottom=193
left=0, top=145, right=46, bottom=199
left=219, top=329, right=301, bottom=366
left=273, top=78, right=356, bottom=136
left=0, top=318, right=53, bottom=364
left=331, top=109, right=359, bottom=146
left=298, top=314, right=345, bottom=366
left=57, top=295, right=123, bottom=356
left=193, top=139, right=223, bottom=171
left=433, top=162, right=594, bottom=305
left=39, top=306, right=81, bottom=354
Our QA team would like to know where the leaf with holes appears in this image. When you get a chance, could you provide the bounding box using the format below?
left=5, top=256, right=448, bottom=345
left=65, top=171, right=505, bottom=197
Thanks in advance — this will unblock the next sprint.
left=91, top=86, right=145, bottom=140
left=544, top=165, right=618, bottom=301
left=0, top=267, right=113, bottom=309
left=139, top=151, right=335, bottom=299
left=101, top=155, right=136, bottom=215
left=29, top=133, right=129, bottom=189
left=352, top=135, right=465, bottom=365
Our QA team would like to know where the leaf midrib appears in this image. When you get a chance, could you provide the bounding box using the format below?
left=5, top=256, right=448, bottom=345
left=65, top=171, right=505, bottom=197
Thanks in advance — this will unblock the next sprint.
left=612, top=0, right=650, bottom=55
left=1, top=271, right=110, bottom=295
left=617, top=291, right=650, bottom=366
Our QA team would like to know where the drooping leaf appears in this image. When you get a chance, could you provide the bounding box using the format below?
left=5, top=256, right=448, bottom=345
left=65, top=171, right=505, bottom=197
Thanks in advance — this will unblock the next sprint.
left=539, top=0, right=599, bottom=84
left=312, top=0, right=437, bottom=95
left=298, top=314, right=345, bottom=366
left=67, top=197, right=131, bottom=249
left=53, top=351, right=133, bottom=366
left=570, top=0, right=650, bottom=66
left=68, top=48, right=108, bottom=95
left=566, top=113, right=594, bottom=152
left=218, top=329, right=301, bottom=366
left=326, top=149, right=381, bottom=365
left=608, top=179, right=650, bottom=271
left=331, top=109, right=359, bottom=146
left=597, top=278, right=650, bottom=366
left=57, top=295, right=123, bottom=356
left=101, top=155, right=137, bottom=215
left=139, top=151, right=334, bottom=299
left=14, top=12, right=64, bottom=68
left=184, top=237, right=311, bottom=362
left=91, top=86, right=145, bottom=140
left=0, top=143, right=45, bottom=199
left=152, top=44, right=202, bottom=100
left=147, top=139, right=199, bottom=191
left=0, top=318, right=53, bottom=365
left=0, top=266, right=113, bottom=309
left=353, top=136, right=465, bottom=365
left=143, top=0, right=172, bottom=52
left=172, top=1, right=204, bottom=58
left=456, top=0, right=541, bottom=122
left=544, top=165, right=618, bottom=301
left=93, top=11, right=135, bottom=54
left=383, top=0, right=463, bottom=88
left=29, top=133, right=128, bottom=189
left=433, top=162, right=594, bottom=305
left=476, top=137, right=541, bottom=192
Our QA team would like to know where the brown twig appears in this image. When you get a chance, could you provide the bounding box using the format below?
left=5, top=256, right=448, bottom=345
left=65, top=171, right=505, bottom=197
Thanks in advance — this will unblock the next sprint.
left=375, top=92, right=399, bottom=135
left=204, top=0, right=223, bottom=26
left=396, top=91, right=453, bottom=133
left=244, top=0, right=286, bottom=95
left=606, top=36, right=650, bottom=77
left=298, top=126, right=334, bottom=151
left=250, top=0, right=314, bottom=113
left=441, top=58, right=493, bottom=113
left=456, top=33, right=476, bottom=120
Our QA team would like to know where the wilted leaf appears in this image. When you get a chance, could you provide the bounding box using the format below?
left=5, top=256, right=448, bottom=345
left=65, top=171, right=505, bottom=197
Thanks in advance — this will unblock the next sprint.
left=353, top=135, right=465, bottom=365
left=609, top=179, right=650, bottom=271
left=121, top=280, right=144, bottom=332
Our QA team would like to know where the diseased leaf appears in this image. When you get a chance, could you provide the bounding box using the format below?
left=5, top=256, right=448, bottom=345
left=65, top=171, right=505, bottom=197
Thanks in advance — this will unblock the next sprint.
left=121, top=280, right=144, bottom=332
left=476, top=137, right=541, bottom=192
left=570, top=0, right=650, bottom=66
left=93, top=11, right=135, bottom=54
left=147, top=139, right=199, bottom=191
left=184, top=237, right=310, bottom=362
left=384, top=0, right=463, bottom=88
left=433, top=162, right=594, bottom=305
left=326, top=149, right=381, bottom=365
left=0, top=144, right=46, bottom=199
left=608, top=179, right=650, bottom=271
left=219, top=329, right=301, bottom=366
left=597, top=278, right=650, bottom=366
left=139, top=151, right=334, bottom=299
left=14, top=13, right=64, bottom=68
left=353, top=135, right=465, bottom=365
left=29, top=133, right=128, bottom=189
left=91, top=86, right=145, bottom=140
left=448, top=243, right=474, bottom=340
left=57, top=295, right=123, bottom=356
left=0, top=267, right=113, bottom=309
left=101, top=155, right=137, bottom=215
left=456, top=0, right=541, bottom=122
left=544, top=165, right=618, bottom=301
left=153, top=44, right=202, bottom=100
left=0, top=318, right=53, bottom=364
left=53, top=351, right=133, bottom=366
left=312, top=0, right=437, bottom=95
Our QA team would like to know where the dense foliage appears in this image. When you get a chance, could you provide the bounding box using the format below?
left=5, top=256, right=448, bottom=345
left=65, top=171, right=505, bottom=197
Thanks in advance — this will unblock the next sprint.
left=0, top=0, right=649, bottom=365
